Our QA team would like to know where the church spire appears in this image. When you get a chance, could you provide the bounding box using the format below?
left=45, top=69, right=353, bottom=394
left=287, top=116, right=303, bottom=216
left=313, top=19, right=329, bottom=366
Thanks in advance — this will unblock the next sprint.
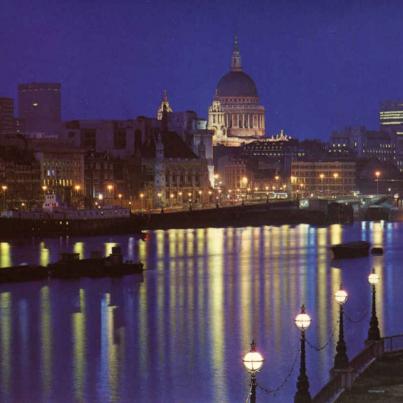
left=231, top=35, right=242, bottom=71
left=157, top=89, right=173, bottom=120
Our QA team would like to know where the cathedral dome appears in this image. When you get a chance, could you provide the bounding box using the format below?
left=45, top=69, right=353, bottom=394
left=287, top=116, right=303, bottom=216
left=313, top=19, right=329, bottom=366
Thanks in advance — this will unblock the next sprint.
left=216, top=71, right=258, bottom=97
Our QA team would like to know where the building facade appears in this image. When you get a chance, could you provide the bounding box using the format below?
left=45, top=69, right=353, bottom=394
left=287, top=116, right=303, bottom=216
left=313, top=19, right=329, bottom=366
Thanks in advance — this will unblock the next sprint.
left=291, top=160, right=356, bottom=197
left=0, top=98, right=15, bottom=139
left=379, top=100, right=403, bottom=171
left=329, top=126, right=395, bottom=164
left=0, top=146, right=41, bottom=208
left=18, top=82, right=61, bottom=138
left=208, top=37, right=265, bottom=147
left=31, top=140, right=85, bottom=205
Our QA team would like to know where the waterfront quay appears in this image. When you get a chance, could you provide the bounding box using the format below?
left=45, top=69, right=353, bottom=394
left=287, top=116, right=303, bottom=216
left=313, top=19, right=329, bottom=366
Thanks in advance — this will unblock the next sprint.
left=0, top=198, right=356, bottom=238
left=0, top=221, right=401, bottom=402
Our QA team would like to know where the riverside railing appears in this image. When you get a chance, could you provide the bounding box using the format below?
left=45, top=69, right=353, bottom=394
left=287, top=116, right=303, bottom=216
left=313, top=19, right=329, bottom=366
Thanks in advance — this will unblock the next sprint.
left=312, top=335, right=403, bottom=403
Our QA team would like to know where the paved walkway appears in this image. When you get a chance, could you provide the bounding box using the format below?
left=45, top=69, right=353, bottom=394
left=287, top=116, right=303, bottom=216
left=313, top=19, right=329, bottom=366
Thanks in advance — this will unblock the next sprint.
left=337, top=351, right=403, bottom=402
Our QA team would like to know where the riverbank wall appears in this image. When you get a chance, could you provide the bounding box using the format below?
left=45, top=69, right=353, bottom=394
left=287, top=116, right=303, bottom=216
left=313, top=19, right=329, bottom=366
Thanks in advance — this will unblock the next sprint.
left=0, top=201, right=355, bottom=238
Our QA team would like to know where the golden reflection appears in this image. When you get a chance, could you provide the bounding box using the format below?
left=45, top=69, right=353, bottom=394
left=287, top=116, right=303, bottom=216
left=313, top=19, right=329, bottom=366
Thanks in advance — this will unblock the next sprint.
left=73, top=242, right=84, bottom=259
left=40, top=286, right=52, bottom=395
left=0, top=292, right=11, bottom=394
left=372, top=221, right=384, bottom=246
left=138, top=236, right=146, bottom=264
left=207, top=228, right=228, bottom=401
left=138, top=279, right=148, bottom=375
left=330, top=267, right=342, bottom=334
left=156, top=231, right=164, bottom=261
left=240, top=228, right=252, bottom=348
left=373, top=261, right=384, bottom=336
left=73, top=289, right=86, bottom=401
left=39, top=242, right=50, bottom=266
left=0, top=243, right=11, bottom=268
left=104, top=242, right=117, bottom=257
left=317, top=227, right=327, bottom=248
left=177, top=229, right=184, bottom=257
left=272, top=227, right=282, bottom=350
left=100, top=293, right=118, bottom=398
left=329, top=224, right=342, bottom=245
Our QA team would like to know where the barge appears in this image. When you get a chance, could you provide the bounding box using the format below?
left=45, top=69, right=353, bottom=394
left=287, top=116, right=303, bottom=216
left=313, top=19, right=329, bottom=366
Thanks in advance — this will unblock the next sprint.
left=0, top=246, right=143, bottom=283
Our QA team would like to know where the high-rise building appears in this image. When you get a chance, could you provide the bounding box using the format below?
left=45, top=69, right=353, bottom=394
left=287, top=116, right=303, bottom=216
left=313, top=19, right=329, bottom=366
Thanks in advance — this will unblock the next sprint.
left=379, top=100, right=403, bottom=171
left=330, top=126, right=395, bottom=164
left=208, top=36, right=265, bottom=147
left=18, top=82, right=61, bottom=138
left=0, top=97, right=15, bottom=138
left=380, top=100, right=403, bottom=130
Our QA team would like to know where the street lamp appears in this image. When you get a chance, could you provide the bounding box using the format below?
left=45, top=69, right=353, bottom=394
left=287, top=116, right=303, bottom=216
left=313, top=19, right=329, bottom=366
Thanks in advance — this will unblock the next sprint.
left=319, top=173, right=325, bottom=195
left=294, top=305, right=311, bottom=403
left=334, top=287, right=349, bottom=370
left=243, top=340, right=264, bottom=403
left=375, top=171, right=381, bottom=195
left=367, top=269, right=381, bottom=342
left=1, top=185, right=7, bottom=210
left=118, top=193, right=123, bottom=206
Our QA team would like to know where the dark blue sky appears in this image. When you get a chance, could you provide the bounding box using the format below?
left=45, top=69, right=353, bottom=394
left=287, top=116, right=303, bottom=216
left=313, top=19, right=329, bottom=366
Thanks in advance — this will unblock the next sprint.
left=1, top=0, right=403, bottom=139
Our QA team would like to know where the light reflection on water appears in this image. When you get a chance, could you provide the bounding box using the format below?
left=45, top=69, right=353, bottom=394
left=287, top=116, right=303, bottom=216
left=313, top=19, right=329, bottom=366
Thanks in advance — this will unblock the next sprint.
left=0, top=222, right=402, bottom=402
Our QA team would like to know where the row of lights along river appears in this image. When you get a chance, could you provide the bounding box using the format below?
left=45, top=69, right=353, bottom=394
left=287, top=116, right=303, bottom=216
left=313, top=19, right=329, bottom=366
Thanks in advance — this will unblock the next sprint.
left=242, top=268, right=381, bottom=402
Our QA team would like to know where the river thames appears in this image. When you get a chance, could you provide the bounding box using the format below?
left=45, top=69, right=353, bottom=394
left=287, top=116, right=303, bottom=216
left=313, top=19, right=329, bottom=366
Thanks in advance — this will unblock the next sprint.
left=0, top=222, right=401, bottom=402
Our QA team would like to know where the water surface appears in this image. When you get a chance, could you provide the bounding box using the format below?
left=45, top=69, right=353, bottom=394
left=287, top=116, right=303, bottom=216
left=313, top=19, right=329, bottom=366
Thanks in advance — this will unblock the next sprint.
left=0, top=222, right=401, bottom=402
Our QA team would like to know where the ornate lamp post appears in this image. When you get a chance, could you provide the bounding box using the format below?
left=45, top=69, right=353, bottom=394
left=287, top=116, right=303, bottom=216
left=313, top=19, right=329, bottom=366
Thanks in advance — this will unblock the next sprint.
left=294, top=305, right=312, bottom=403
left=367, top=269, right=381, bottom=342
left=243, top=340, right=264, bottom=403
left=334, top=287, right=349, bottom=370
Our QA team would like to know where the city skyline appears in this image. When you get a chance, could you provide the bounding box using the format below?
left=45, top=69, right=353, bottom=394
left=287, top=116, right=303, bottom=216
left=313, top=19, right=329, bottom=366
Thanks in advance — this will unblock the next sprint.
left=2, top=0, right=403, bottom=139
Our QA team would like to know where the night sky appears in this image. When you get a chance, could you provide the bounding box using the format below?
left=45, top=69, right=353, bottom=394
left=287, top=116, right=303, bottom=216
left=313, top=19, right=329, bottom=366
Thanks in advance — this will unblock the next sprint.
left=1, top=0, right=403, bottom=139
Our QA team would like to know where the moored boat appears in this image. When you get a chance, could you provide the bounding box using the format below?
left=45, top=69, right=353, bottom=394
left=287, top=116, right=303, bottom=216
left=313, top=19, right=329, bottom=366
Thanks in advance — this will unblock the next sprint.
left=331, top=241, right=371, bottom=259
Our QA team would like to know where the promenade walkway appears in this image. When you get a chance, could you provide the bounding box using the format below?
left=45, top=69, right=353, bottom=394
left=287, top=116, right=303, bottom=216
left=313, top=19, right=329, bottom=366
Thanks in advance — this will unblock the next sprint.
left=313, top=335, right=403, bottom=403
left=337, top=350, right=403, bottom=402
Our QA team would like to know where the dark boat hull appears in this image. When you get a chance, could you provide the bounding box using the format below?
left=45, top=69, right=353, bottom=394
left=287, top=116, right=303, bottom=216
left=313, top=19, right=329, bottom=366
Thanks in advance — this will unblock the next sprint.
left=331, top=241, right=371, bottom=259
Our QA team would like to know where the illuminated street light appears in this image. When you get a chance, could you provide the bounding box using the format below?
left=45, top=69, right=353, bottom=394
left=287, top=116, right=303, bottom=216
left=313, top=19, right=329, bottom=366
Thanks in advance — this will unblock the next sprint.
left=374, top=171, right=381, bottom=195
left=319, top=173, right=325, bottom=195
left=41, top=185, right=48, bottom=192
left=367, top=269, right=381, bottom=342
left=74, top=184, right=81, bottom=192
left=333, top=287, right=349, bottom=370
left=294, top=305, right=311, bottom=403
left=243, top=340, right=264, bottom=403
left=1, top=185, right=8, bottom=211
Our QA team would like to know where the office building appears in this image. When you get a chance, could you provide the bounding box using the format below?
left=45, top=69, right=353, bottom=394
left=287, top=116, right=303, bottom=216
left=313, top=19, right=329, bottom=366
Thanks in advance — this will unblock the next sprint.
left=0, top=98, right=15, bottom=138
left=18, top=82, right=61, bottom=138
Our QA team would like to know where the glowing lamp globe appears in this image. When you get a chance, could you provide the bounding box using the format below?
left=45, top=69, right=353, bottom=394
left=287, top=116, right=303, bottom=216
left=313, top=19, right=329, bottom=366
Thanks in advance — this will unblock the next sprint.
left=243, top=342, right=264, bottom=374
left=295, top=305, right=311, bottom=331
left=368, top=271, right=380, bottom=285
left=335, top=289, right=348, bottom=305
